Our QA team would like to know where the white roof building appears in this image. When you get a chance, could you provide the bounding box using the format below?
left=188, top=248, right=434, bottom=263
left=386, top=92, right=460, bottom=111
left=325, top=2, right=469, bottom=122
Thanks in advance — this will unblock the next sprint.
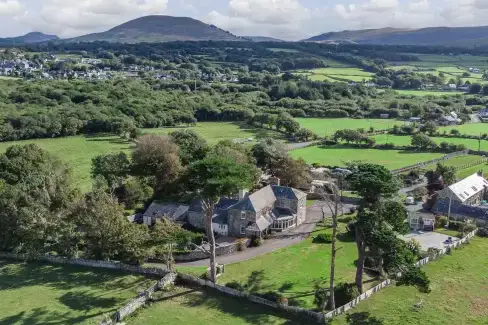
left=438, top=173, right=488, bottom=204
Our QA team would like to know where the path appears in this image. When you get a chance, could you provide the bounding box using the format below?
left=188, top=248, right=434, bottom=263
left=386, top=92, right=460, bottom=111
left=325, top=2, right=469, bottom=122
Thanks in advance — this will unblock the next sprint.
left=286, top=141, right=319, bottom=151
left=176, top=201, right=355, bottom=267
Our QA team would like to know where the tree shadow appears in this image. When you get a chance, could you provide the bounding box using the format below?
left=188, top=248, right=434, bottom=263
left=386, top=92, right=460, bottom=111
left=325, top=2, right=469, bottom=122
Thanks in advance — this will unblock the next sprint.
left=337, top=232, right=355, bottom=243
left=59, top=291, right=121, bottom=311
left=0, top=307, right=108, bottom=325
left=346, top=312, right=384, bottom=325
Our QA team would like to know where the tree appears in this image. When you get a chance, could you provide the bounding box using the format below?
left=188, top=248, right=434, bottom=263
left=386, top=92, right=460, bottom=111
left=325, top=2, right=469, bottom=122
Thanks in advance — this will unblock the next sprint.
left=271, top=156, right=311, bottom=188
left=208, top=140, right=255, bottom=165
left=419, top=121, right=438, bottom=136
left=251, top=138, right=287, bottom=170
left=295, top=128, right=318, bottom=142
left=482, top=85, right=488, bottom=96
left=91, top=152, right=131, bottom=189
left=132, top=135, right=183, bottom=196
left=186, top=157, right=258, bottom=282
left=411, top=133, right=437, bottom=150
left=169, top=129, right=209, bottom=165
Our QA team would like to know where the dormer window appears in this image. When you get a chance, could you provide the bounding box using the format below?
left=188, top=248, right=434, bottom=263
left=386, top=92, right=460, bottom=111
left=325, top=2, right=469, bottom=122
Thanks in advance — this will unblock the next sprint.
left=241, top=211, right=246, bottom=219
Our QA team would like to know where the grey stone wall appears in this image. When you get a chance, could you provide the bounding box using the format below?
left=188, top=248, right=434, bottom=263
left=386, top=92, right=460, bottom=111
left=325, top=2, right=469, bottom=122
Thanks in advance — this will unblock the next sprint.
left=174, top=239, right=250, bottom=262
left=0, top=252, right=169, bottom=276
left=228, top=209, right=256, bottom=237
left=188, top=211, right=205, bottom=229
left=178, top=273, right=325, bottom=324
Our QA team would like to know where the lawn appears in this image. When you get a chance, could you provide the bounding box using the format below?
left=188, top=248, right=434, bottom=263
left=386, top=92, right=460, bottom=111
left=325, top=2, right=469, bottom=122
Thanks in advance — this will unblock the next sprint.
left=295, top=118, right=404, bottom=137
left=301, top=67, right=374, bottom=83
left=216, top=219, right=373, bottom=309
left=394, top=90, right=464, bottom=97
left=126, top=286, right=306, bottom=325
left=456, top=161, right=488, bottom=179
left=372, top=134, right=488, bottom=151
left=0, top=260, right=155, bottom=325
left=290, top=146, right=443, bottom=170
left=0, top=122, right=282, bottom=192
left=332, top=237, right=488, bottom=325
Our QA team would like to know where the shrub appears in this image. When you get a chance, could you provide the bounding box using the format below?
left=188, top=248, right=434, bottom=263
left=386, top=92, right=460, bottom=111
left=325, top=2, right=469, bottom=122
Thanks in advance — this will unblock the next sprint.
left=314, top=288, right=329, bottom=311
left=346, top=221, right=356, bottom=236
left=313, top=233, right=333, bottom=243
left=251, top=236, right=263, bottom=247
left=435, top=216, right=448, bottom=229
left=447, top=220, right=463, bottom=231
left=407, top=239, right=421, bottom=257
left=427, top=247, right=442, bottom=258
left=460, top=223, right=476, bottom=234
left=397, top=266, right=431, bottom=293
left=225, top=281, right=244, bottom=291
left=334, top=282, right=360, bottom=306
left=236, top=239, right=247, bottom=251
left=258, top=291, right=287, bottom=304
left=477, top=227, right=488, bottom=238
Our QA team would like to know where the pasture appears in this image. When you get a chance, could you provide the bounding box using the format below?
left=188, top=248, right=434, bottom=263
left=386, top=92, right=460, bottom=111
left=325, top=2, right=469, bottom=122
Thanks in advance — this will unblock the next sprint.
left=290, top=146, right=443, bottom=169
left=126, top=286, right=305, bottom=325
left=439, top=123, right=488, bottom=136
left=394, top=90, right=464, bottom=97
left=0, top=260, right=154, bottom=325
left=332, top=237, right=488, bottom=325
left=295, top=67, right=374, bottom=83
left=295, top=118, right=404, bottom=136
left=0, top=122, right=282, bottom=192
left=372, top=134, right=488, bottom=151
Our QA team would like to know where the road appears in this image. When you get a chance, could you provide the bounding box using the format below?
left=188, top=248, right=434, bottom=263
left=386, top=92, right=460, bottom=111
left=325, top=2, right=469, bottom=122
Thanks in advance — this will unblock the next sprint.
left=176, top=201, right=355, bottom=267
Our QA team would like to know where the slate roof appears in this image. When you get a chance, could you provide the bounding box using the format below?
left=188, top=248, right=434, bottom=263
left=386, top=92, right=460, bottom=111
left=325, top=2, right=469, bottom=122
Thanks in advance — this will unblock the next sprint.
left=143, top=202, right=189, bottom=222
left=230, top=185, right=307, bottom=212
left=246, top=216, right=272, bottom=232
left=189, top=198, right=239, bottom=213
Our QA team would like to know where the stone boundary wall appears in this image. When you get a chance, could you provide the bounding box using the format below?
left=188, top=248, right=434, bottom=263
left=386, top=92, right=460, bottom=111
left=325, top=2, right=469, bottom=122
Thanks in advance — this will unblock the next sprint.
left=324, top=229, right=478, bottom=319
left=177, top=273, right=326, bottom=324
left=0, top=252, right=168, bottom=276
left=100, top=272, right=177, bottom=325
left=174, top=239, right=251, bottom=262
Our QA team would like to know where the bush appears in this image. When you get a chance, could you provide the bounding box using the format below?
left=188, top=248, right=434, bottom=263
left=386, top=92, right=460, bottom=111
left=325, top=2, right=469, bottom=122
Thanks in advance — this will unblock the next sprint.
left=427, top=247, right=442, bottom=258
left=225, top=281, right=244, bottom=291
left=447, top=220, right=463, bottom=231
left=435, top=216, right=448, bottom=229
left=346, top=220, right=356, bottom=236
left=460, top=223, right=476, bottom=234
left=334, top=282, right=360, bottom=306
left=251, top=236, right=263, bottom=247
left=313, top=233, right=333, bottom=243
left=236, top=239, right=247, bottom=251
left=477, top=227, right=488, bottom=238
left=314, top=288, right=329, bottom=311
left=257, top=291, right=287, bottom=304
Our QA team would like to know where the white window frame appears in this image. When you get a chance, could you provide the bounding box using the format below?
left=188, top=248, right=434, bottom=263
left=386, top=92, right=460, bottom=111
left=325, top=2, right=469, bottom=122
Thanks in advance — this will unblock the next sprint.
left=240, top=226, right=246, bottom=234
left=240, top=211, right=246, bottom=219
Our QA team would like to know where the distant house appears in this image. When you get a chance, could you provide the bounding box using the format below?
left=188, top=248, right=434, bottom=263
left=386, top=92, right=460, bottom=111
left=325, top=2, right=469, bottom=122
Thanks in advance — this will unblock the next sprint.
left=379, top=114, right=389, bottom=119
left=438, top=113, right=461, bottom=126
left=81, top=58, right=102, bottom=65
left=187, top=185, right=307, bottom=238
left=142, top=202, right=189, bottom=225
left=478, top=108, right=488, bottom=122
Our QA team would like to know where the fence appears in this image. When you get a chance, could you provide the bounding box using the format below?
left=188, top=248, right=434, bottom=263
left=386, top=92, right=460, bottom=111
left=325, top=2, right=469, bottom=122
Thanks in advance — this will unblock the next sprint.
left=0, top=252, right=169, bottom=276
left=453, top=158, right=488, bottom=172
left=391, top=150, right=469, bottom=174
left=324, top=229, right=478, bottom=319
left=100, top=272, right=177, bottom=325
left=178, top=273, right=326, bottom=324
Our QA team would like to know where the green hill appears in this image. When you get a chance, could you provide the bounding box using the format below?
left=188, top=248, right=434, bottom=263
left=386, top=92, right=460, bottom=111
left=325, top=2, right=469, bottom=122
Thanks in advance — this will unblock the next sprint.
left=304, top=26, right=488, bottom=47
left=69, top=15, right=244, bottom=43
left=0, top=32, right=59, bottom=45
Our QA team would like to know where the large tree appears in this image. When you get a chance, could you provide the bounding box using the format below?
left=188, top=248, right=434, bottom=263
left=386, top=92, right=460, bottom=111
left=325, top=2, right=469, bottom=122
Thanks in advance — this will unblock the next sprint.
left=251, top=138, right=287, bottom=170
left=132, top=134, right=183, bottom=196
left=91, top=152, right=131, bottom=189
left=169, top=129, right=209, bottom=165
left=186, top=156, right=257, bottom=282
left=271, top=156, right=311, bottom=188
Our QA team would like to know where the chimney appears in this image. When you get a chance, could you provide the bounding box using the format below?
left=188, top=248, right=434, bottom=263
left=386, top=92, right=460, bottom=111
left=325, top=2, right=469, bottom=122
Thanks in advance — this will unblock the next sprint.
left=238, top=189, right=249, bottom=200
left=269, top=177, right=280, bottom=186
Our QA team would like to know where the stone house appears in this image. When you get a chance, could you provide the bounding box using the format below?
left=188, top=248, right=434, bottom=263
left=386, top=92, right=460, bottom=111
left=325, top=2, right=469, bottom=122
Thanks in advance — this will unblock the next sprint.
left=142, top=202, right=189, bottom=225
left=186, top=185, right=307, bottom=238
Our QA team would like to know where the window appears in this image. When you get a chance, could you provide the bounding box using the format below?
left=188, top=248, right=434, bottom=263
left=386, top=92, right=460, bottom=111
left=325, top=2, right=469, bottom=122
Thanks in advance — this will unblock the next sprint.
left=240, top=226, right=246, bottom=234
left=240, top=211, right=246, bottom=219
left=464, top=191, right=470, bottom=197
left=472, top=186, right=478, bottom=191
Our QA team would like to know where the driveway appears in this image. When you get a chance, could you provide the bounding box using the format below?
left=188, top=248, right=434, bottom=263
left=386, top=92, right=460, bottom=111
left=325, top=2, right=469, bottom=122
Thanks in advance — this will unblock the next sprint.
left=176, top=201, right=355, bottom=267
left=401, top=231, right=458, bottom=250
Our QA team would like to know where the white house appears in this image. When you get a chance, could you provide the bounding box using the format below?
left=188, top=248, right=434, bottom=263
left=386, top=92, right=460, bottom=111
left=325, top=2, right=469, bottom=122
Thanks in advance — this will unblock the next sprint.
left=437, top=173, right=488, bottom=205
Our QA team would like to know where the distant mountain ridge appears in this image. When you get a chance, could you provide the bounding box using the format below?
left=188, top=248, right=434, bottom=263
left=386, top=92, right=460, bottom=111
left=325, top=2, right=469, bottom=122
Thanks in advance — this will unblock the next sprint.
left=68, top=15, right=245, bottom=43
left=244, top=36, right=284, bottom=42
left=304, top=26, right=488, bottom=47
left=0, top=32, right=59, bottom=45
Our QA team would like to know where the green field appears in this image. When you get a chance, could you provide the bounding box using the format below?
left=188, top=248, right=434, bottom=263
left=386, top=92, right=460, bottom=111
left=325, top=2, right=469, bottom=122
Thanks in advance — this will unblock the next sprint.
left=0, top=123, right=282, bottom=192
left=439, top=123, right=488, bottom=136
left=296, top=67, right=374, bottom=83
left=295, top=118, right=404, bottom=136
left=216, top=219, right=369, bottom=309
left=394, top=90, right=464, bottom=97
left=456, top=161, right=488, bottom=179
left=0, top=260, right=154, bottom=325
left=332, top=237, right=488, bottom=325
left=126, top=286, right=305, bottom=325
left=372, top=134, right=488, bottom=151
left=290, top=146, right=443, bottom=170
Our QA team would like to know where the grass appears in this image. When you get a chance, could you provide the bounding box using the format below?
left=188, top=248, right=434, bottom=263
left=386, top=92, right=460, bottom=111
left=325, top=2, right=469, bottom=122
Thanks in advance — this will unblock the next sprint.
left=290, top=146, right=444, bottom=169
left=439, top=123, right=488, bottom=136
left=0, top=122, right=282, bottom=192
left=126, top=286, right=307, bottom=325
left=372, top=134, right=488, bottom=151
left=456, top=161, right=488, bottom=179
left=394, top=90, right=464, bottom=97
left=434, top=228, right=460, bottom=237
left=0, top=260, right=155, bottom=325
left=332, top=237, right=488, bottom=325
left=216, top=218, right=373, bottom=310
left=295, top=118, right=404, bottom=137
left=297, top=67, right=374, bottom=83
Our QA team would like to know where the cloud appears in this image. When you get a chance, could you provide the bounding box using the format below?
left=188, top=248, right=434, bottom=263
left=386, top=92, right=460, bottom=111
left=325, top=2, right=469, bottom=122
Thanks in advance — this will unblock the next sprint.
left=17, top=0, right=169, bottom=37
left=0, top=0, right=23, bottom=16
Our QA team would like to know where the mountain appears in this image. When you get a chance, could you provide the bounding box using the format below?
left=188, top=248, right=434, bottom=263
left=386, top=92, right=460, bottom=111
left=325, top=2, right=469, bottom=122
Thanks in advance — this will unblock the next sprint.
left=69, top=15, right=244, bottom=43
left=0, top=32, right=59, bottom=45
left=245, top=36, right=284, bottom=42
left=304, top=26, right=488, bottom=47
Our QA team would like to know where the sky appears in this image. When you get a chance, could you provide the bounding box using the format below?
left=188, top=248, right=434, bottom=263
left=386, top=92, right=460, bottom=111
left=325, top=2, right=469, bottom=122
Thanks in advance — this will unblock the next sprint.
left=1, top=0, right=488, bottom=40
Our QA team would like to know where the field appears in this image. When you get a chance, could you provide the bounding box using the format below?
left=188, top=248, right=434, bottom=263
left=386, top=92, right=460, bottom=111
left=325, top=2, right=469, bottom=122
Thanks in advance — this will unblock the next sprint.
left=332, top=237, right=488, bottom=325
left=456, top=161, right=488, bottom=179
left=0, top=260, right=154, bottom=325
left=126, top=286, right=305, bottom=325
left=0, top=123, right=282, bottom=192
left=294, top=67, right=374, bottom=83
left=439, top=123, right=488, bottom=136
left=216, top=219, right=368, bottom=309
left=290, top=146, right=443, bottom=169
left=372, top=134, right=488, bottom=151
left=295, top=118, right=404, bottom=136
left=394, top=90, right=464, bottom=97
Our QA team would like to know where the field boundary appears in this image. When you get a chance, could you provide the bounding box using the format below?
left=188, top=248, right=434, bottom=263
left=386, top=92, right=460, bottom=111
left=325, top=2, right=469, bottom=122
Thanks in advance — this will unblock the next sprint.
left=178, top=272, right=326, bottom=324
left=391, top=150, right=469, bottom=174
left=100, top=272, right=177, bottom=325
left=0, top=252, right=169, bottom=276
left=324, top=229, right=478, bottom=319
